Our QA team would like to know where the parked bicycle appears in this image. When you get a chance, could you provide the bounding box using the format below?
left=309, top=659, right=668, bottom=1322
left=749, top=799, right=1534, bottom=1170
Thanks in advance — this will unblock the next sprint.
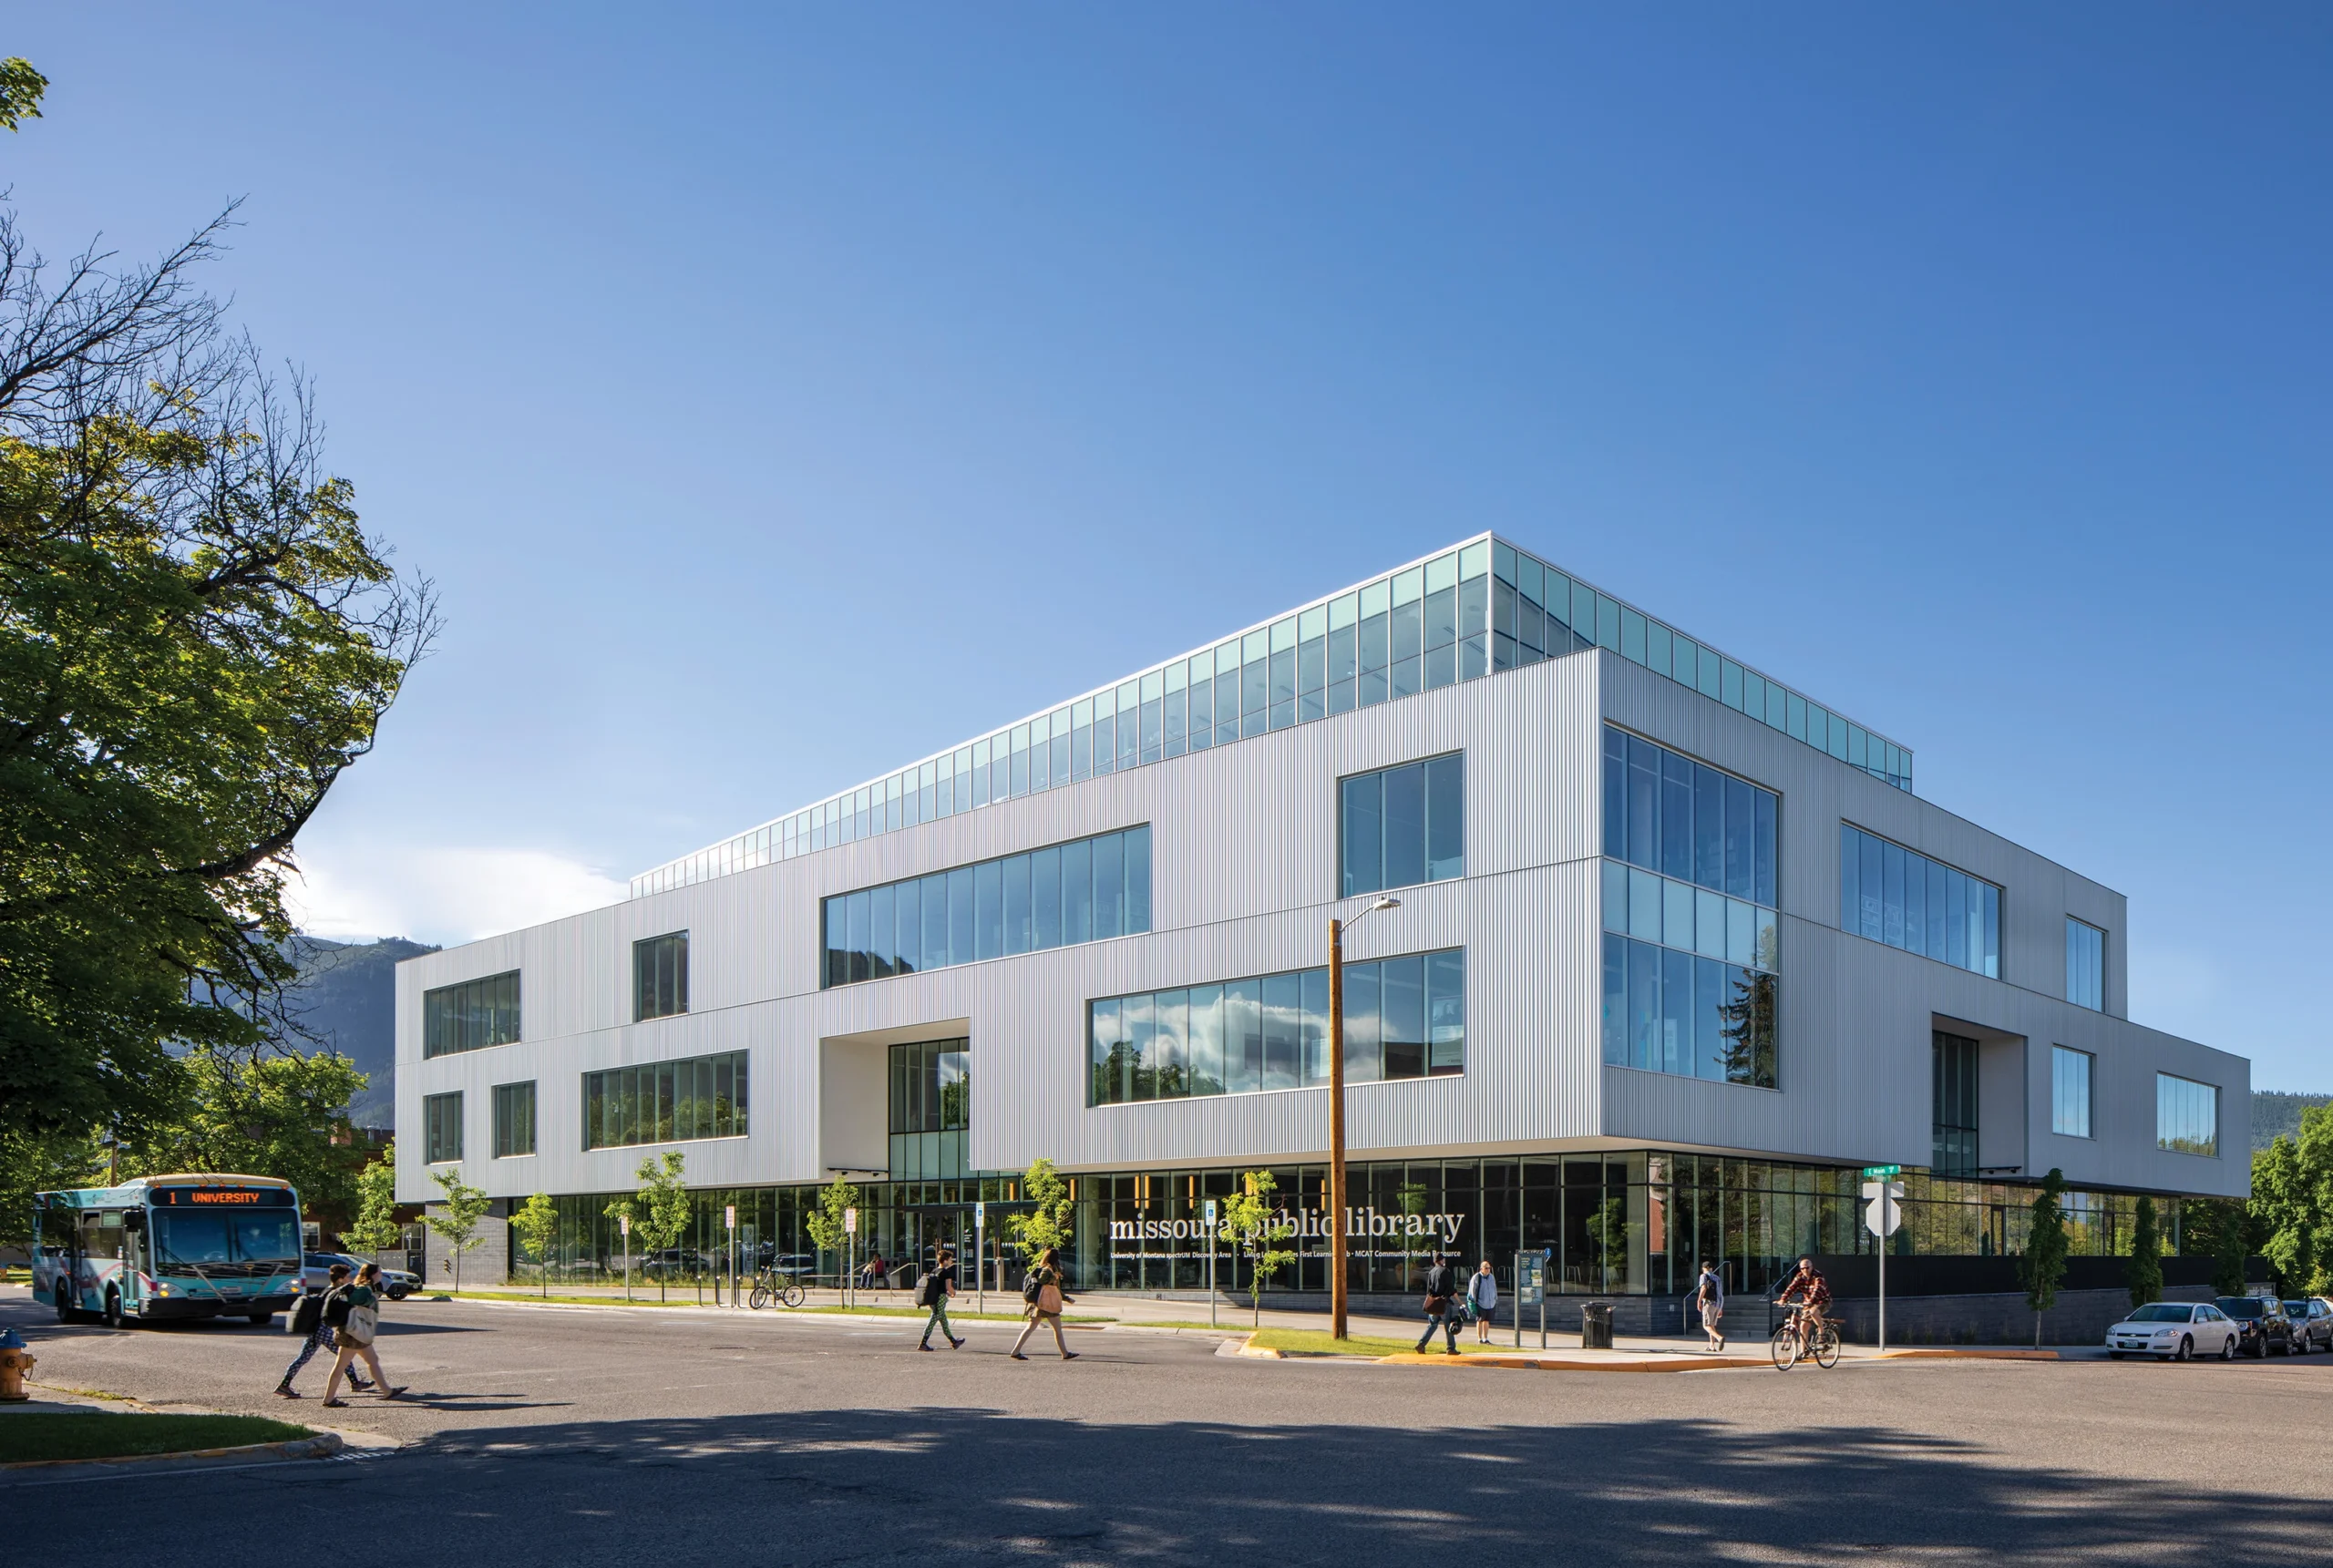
left=747, top=1264, right=807, bottom=1310
left=1769, top=1301, right=1840, bottom=1369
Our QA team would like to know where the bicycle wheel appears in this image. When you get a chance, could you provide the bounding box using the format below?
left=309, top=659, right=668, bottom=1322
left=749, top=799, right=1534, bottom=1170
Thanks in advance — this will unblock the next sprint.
left=1814, top=1324, right=1841, bottom=1368
left=749, top=1283, right=771, bottom=1311
left=779, top=1281, right=806, bottom=1308
left=1770, top=1324, right=1801, bottom=1370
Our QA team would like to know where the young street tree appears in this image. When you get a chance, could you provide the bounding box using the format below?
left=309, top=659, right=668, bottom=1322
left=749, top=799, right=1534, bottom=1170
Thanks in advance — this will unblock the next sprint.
left=2126, top=1194, right=2163, bottom=1310
left=805, top=1175, right=861, bottom=1294
left=2020, top=1167, right=2069, bottom=1348
left=1005, top=1158, right=1074, bottom=1266
left=427, top=1169, right=492, bottom=1295
left=0, top=61, right=436, bottom=1152
left=632, top=1152, right=692, bottom=1302
left=341, top=1142, right=404, bottom=1255
left=1218, top=1170, right=1298, bottom=1328
left=511, top=1192, right=560, bottom=1298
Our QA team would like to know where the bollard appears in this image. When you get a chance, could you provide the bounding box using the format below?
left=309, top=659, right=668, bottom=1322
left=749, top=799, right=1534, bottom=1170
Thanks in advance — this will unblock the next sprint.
left=0, top=1326, right=36, bottom=1401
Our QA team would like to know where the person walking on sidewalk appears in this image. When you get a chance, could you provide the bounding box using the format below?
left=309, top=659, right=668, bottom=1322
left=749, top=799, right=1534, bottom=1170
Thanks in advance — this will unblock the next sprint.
left=1009, top=1247, right=1079, bottom=1361
left=1415, top=1254, right=1461, bottom=1355
left=918, top=1246, right=964, bottom=1351
left=322, top=1262, right=408, bottom=1409
left=1467, top=1259, right=1500, bottom=1343
left=276, top=1263, right=372, bottom=1399
left=1694, top=1262, right=1725, bottom=1350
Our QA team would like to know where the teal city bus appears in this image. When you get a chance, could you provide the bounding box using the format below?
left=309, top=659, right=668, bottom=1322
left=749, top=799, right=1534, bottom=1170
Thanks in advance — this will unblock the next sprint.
left=31, top=1173, right=305, bottom=1328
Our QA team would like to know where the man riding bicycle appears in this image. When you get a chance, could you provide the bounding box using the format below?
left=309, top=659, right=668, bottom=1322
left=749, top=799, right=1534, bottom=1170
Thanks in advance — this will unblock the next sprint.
left=1775, top=1256, right=1833, bottom=1347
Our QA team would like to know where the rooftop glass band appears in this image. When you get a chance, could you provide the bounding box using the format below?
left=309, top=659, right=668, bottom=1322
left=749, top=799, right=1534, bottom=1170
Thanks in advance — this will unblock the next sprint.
left=631, top=533, right=1911, bottom=897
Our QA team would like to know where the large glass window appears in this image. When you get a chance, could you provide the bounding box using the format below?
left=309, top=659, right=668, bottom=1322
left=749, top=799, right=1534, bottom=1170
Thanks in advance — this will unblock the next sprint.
left=493, top=1081, right=537, bottom=1158
left=2051, top=1047, right=2092, bottom=1139
left=1089, top=949, right=1465, bottom=1105
left=1341, top=753, right=1464, bottom=896
left=1602, top=728, right=1777, bottom=908
left=820, top=826, right=1149, bottom=989
left=2156, top=1073, right=2219, bottom=1157
left=424, top=1091, right=463, bottom=1163
left=1933, top=1032, right=1978, bottom=1175
left=2066, top=918, right=2103, bottom=1011
left=422, top=971, right=520, bottom=1059
left=889, top=1039, right=971, bottom=1182
left=581, top=1051, right=749, bottom=1151
left=1839, top=825, right=1999, bottom=979
left=1598, top=933, right=1774, bottom=1088
left=631, top=535, right=1909, bottom=900
left=634, top=932, right=688, bottom=1020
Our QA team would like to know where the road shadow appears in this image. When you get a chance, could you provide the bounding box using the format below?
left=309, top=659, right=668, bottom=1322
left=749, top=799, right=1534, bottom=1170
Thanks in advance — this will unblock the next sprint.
left=299, top=1407, right=2333, bottom=1565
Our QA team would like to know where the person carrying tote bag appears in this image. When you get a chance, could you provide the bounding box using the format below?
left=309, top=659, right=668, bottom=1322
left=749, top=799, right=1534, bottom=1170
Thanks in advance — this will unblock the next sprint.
left=1008, top=1247, right=1079, bottom=1361
left=322, top=1263, right=408, bottom=1407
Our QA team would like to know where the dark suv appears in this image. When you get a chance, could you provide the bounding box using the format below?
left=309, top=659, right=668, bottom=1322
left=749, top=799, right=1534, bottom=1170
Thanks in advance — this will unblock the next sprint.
left=2215, top=1296, right=2297, bottom=1358
left=2283, top=1297, right=2333, bottom=1354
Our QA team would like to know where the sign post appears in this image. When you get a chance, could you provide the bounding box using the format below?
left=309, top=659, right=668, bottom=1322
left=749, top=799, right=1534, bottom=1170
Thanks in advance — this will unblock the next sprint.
left=725, top=1204, right=737, bottom=1308
left=1862, top=1167, right=1905, bottom=1352
left=1204, top=1199, right=1220, bottom=1327
left=619, top=1213, right=632, bottom=1305
left=974, top=1203, right=986, bottom=1314
left=844, top=1205, right=858, bottom=1309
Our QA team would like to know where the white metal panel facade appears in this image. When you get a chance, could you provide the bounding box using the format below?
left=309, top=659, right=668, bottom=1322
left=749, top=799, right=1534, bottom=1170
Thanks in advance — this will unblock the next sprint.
left=398, top=647, right=2246, bottom=1204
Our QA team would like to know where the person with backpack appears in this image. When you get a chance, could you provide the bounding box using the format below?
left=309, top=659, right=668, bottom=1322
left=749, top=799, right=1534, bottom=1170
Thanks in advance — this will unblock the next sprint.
left=917, top=1245, right=964, bottom=1351
left=1414, top=1253, right=1461, bottom=1354
left=1466, top=1259, right=1500, bottom=1343
left=1694, top=1262, right=1725, bottom=1350
left=1008, top=1247, right=1078, bottom=1361
left=321, top=1262, right=407, bottom=1408
left=275, top=1263, right=371, bottom=1399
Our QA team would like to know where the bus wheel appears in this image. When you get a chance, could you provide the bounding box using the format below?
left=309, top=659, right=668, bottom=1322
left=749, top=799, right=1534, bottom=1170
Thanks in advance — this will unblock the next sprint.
left=245, top=1310, right=272, bottom=1326
left=55, top=1282, right=76, bottom=1324
left=104, top=1288, right=125, bottom=1330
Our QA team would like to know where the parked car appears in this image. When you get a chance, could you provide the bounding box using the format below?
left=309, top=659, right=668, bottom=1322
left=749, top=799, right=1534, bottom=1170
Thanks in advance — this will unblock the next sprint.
left=640, top=1248, right=712, bottom=1279
left=2104, top=1302, right=2240, bottom=1361
left=297, top=1252, right=419, bottom=1299
left=2283, top=1297, right=2333, bottom=1353
left=2215, top=1296, right=2297, bottom=1358
left=759, top=1251, right=818, bottom=1279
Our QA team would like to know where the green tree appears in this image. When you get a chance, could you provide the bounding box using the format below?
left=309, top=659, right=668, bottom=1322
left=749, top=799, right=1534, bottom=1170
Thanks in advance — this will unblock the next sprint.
left=2126, top=1194, right=2163, bottom=1310
left=2253, top=1137, right=2312, bottom=1296
left=1217, top=1170, right=1297, bottom=1328
left=117, top=1050, right=369, bottom=1225
left=632, top=1152, right=692, bottom=1302
left=0, top=1126, right=102, bottom=1251
left=0, top=57, right=44, bottom=130
left=2020, top=1168, right=2069, bottom=1348
left=0, top=116, right=437, bottom=1149
left=510, top=1192, right=560, bottom=1299
left=341, top=1142, right=403, bottom=1254
left=803, top=1174, right=861, bottom=1288
left=426, top=1168, right=491, bottom=1295
left=1004, top=1158, right=1075, bottom=1265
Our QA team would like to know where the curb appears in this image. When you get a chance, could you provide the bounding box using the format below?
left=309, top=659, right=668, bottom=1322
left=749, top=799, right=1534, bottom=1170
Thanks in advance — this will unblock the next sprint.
left=1876, top=1348, right=2063, bottom=1361
left=0, top=1430, right=344, bottom=1477
left=1374, top=1351, right=1744, bottom=1372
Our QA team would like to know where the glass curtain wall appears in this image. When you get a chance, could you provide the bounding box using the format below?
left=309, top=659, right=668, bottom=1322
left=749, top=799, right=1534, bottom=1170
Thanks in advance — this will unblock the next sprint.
left=1087, top=949, right=1465, bottom=1105
left=2156, top=1073, right=2220, bottom=1156
left=1340, top=754, right=1464, bottom=896
left=635, top=536, right=1910, bottom=898
left=581, top=1051, right=748, bottom=1150
left=1932, top=1032, right=1979, bottom=1175
left=889, top=1039, right=970, bottom=1181
left=821, top=826, right=1150, bottom=989
left=1840, top=825, right=2000, bottom=978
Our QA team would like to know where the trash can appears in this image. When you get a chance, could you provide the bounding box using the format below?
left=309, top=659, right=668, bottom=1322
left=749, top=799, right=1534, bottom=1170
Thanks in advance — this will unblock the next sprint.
left=1581, top=1301, right=1614, bottom=1350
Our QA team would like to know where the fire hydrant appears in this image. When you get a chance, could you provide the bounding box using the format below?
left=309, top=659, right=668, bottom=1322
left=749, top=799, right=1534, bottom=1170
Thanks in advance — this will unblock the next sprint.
left=0, top=1327, right=34, bottom=1402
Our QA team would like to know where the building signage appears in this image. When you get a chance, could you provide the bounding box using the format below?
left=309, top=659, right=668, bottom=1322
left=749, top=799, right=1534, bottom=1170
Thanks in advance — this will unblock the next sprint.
left=1110, top=1204, right=1465, bottom=1259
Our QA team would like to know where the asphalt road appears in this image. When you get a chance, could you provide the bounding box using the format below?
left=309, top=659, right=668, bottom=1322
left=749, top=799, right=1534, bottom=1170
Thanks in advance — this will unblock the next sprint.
left=7, top=1289, right=2333, bottom=1565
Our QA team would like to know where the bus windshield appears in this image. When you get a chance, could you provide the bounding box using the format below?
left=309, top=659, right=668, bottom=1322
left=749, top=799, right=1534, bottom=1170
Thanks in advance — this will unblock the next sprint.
left=153, top=1211, right=301, bottom=1269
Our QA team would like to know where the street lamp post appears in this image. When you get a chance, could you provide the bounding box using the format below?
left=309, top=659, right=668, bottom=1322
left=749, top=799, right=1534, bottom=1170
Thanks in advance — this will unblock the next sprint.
left=1329, top=895, right=1399, bottom=1342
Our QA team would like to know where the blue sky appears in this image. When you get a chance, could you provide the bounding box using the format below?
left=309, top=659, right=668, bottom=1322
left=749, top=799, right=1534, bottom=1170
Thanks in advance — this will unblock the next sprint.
left=10, top=6, right=2328, bottom=1088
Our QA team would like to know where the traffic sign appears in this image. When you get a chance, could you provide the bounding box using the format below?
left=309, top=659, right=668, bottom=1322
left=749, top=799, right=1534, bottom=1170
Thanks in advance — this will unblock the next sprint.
left=1861, top=1164, right=1902, bottom=1179
left=1203, top=1198, right=1218, bottom=1226
left=725, top=1204, right=735, bottom=1228
left=1862, top=1180, right=1905, bottom=1237
left=618, top=1214, right=629, bottom=1235
left=974, top=1202, right=985, bottom=1231
left=844, top=1206, right=858, bottom=1235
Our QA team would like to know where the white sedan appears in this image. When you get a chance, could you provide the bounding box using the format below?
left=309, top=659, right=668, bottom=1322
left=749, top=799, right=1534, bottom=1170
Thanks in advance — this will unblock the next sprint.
left=2104, top=1302, right=2239, bottom=1360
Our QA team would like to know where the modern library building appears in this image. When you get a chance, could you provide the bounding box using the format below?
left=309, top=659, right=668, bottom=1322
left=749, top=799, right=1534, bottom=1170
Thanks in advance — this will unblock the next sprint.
left=396, top=534, right=2249, bottom=1326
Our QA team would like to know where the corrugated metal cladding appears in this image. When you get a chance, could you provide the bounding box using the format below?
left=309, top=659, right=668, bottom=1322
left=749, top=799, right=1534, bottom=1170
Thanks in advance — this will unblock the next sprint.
left=396, top=645, right=2246, bottom=1205
left=1598, top=654, right=2246, bottom=1199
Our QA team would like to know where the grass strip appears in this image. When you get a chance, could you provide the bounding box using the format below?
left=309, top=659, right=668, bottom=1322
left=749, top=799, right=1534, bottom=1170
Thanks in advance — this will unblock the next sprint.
left=0, top=1414, right=312, bottom=1465
left=1249, top=1327, right=1514, bottom=1359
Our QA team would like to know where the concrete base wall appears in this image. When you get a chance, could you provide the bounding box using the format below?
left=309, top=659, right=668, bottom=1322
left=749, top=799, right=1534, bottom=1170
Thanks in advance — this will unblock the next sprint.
left=1824, top=1285, right=2215, bottom=1347
left=422, top=1199, right=510, bottom=1288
